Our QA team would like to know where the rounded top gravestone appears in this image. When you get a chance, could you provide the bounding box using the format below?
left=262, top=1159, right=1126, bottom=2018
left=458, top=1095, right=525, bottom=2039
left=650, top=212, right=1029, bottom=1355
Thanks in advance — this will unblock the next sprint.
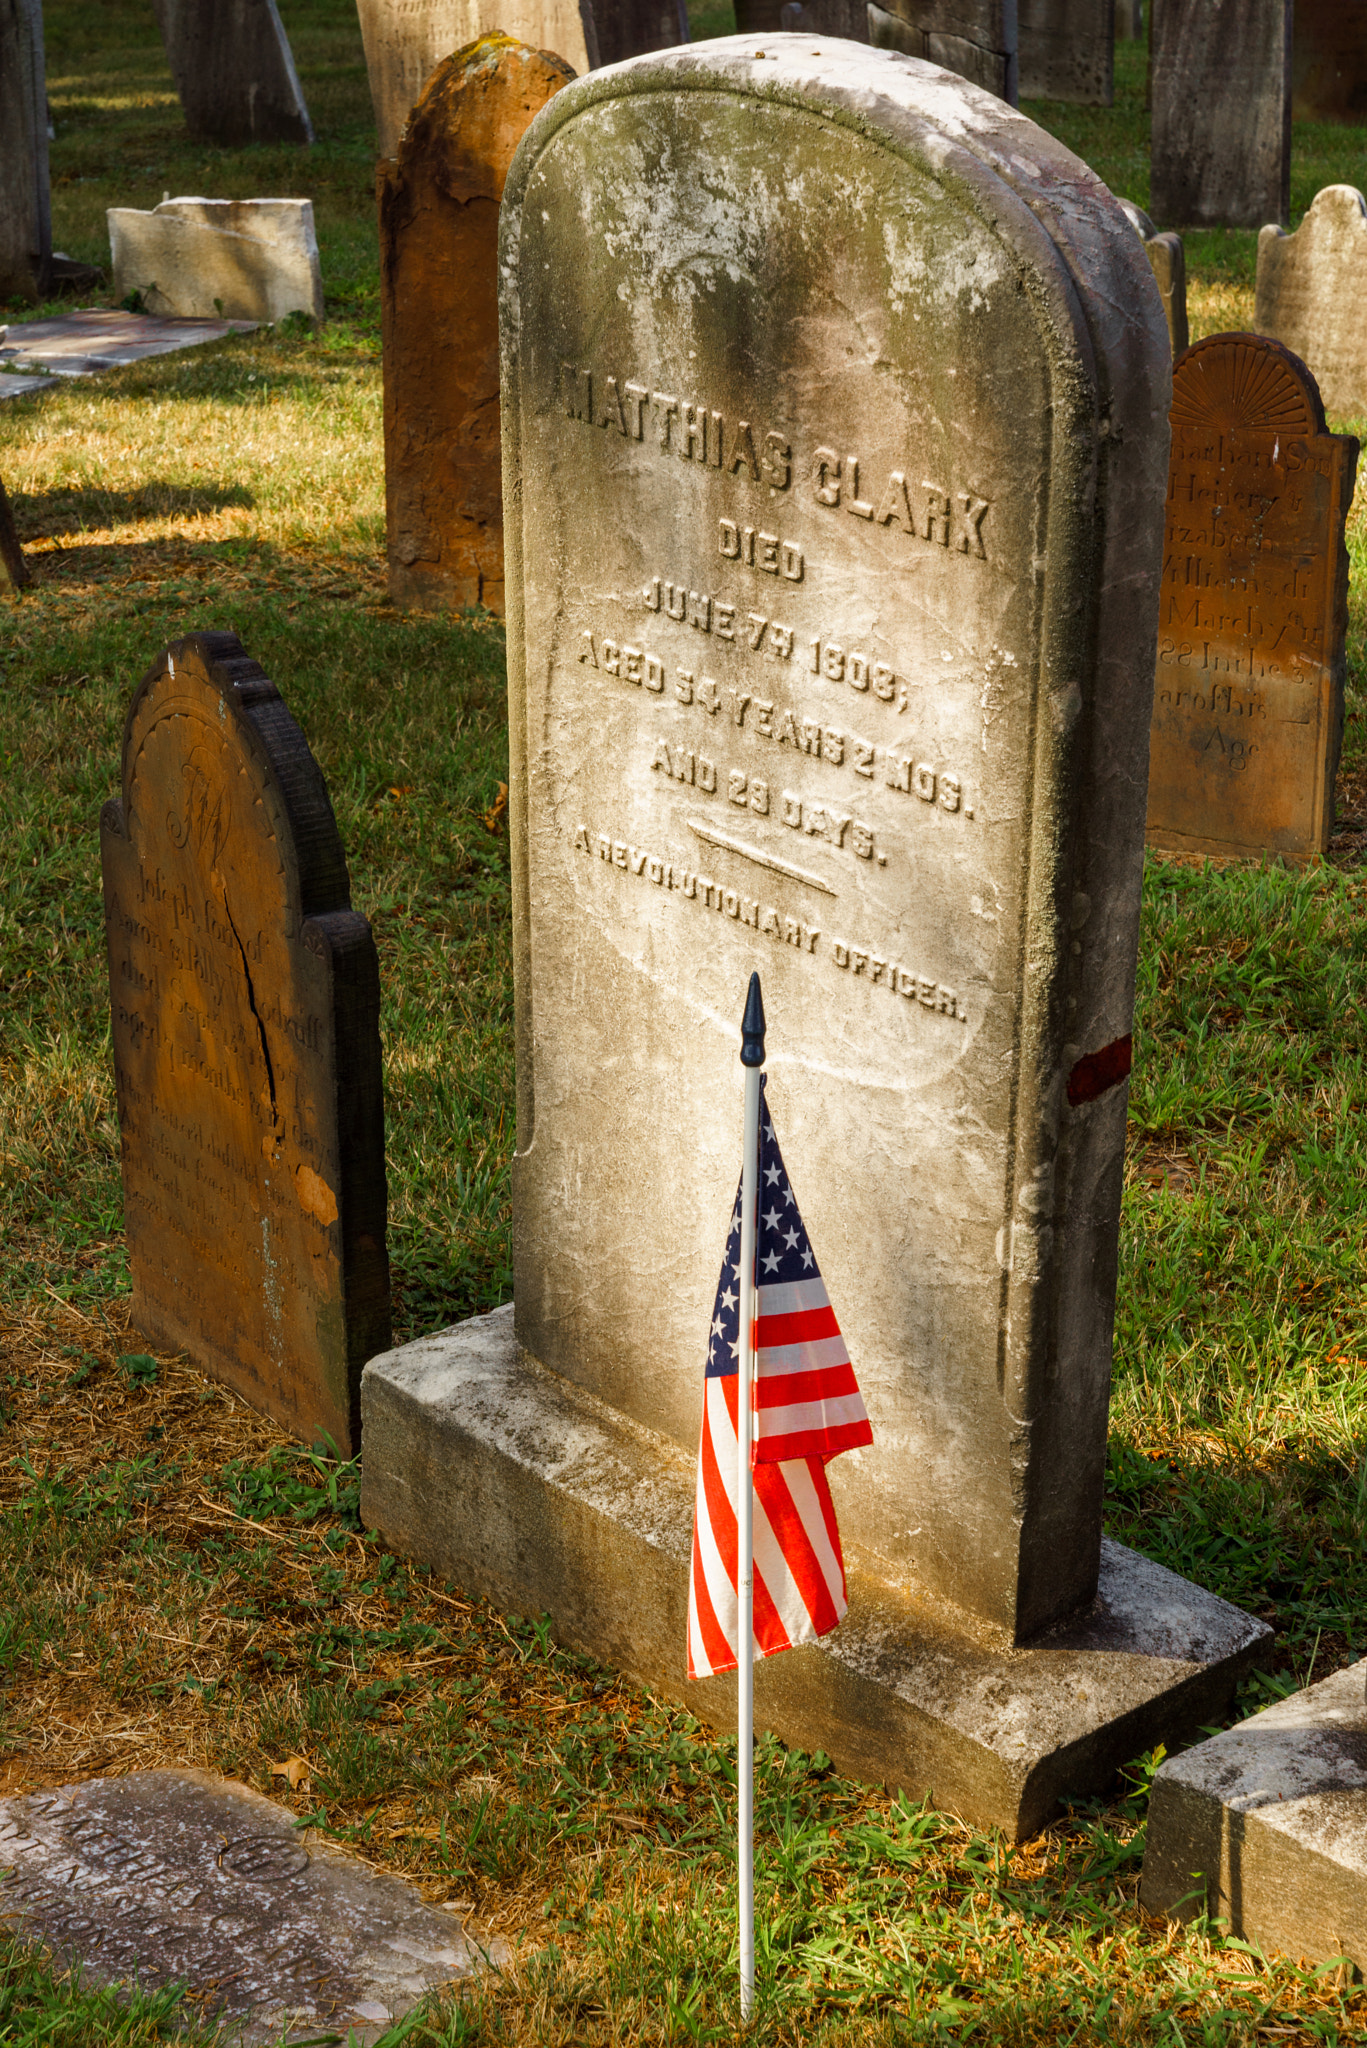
left=500, top=38, right=1170, bottom=1643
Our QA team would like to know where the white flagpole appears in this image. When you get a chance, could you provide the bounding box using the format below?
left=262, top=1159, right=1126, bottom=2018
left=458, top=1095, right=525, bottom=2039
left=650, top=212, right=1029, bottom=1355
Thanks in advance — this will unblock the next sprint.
left=737, top=972, right=765, bottom=2024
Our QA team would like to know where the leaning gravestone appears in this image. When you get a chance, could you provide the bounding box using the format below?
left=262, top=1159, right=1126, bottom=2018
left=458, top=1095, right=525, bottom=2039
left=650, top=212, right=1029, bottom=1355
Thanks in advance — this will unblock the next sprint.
left=100, top=632, right=390, bottom=1455
left=0, top=0, right=51, bottom=301
left=1018, top=0, right=1113, bottom=105
left=1257, top=185, right=1367, bottom=421
left=1292, top=0, right=1367, bottom=124
left=380, top=36, right=574, bottom=615
left=0, top=1770, right=492, bottom=2043
left=866, top=0, right=1018, bottom=101
left=361, top=37, right=1268, bottom=1838
left=1146, top=334, right=1358, bottom=860
left=149, top=0, right=313, bottom=146
left=1150, top=0, right=1292, bottom=229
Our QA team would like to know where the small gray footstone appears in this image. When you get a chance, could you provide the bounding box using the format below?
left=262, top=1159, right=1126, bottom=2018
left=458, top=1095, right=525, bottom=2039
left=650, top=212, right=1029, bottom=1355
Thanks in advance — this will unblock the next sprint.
left=0, top=1769, right=499, bottom=2044
left=1141, top=1662, right=1367, bottom=1969
left=361, top=1307, right=1271, bottom=1842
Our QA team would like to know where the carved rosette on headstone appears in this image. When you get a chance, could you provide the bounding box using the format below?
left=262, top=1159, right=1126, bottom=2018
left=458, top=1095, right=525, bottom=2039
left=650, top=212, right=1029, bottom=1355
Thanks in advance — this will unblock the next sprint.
left=380, top=36, right=575, bottom=616
left=101, top=633, right=390, bottom=1453
left=1147, top=334, right=1359, bottom=859
left=1150, top=0, right=1292, bottom=230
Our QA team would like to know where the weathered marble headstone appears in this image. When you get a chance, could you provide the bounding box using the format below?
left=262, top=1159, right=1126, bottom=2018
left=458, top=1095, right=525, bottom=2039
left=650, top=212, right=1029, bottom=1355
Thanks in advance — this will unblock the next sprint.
left=1141, top=1661, right=1367, bottom=1970
left=108, top=197, right=324, bottom=324
left=1117, top=201, right=1190, bottom=357
left=0, top=1771, right=493, bottom=2044
left=357, top=0, right=601, bottom=158
left=0, top=0, right=51, bottom=301
left=1147, top=334, right=1358, bottom=860
left=149, top=0, right=314, bottom=146
left=866, top=0, right=1018, bottom=101
left=1292, top=0, right=1367, bottom=124
left=101, top=632, right=390, bottom=1454
left=380, top=36, right=574, bottom=615
left=0, top=476, right=30, bottom=594
left=1257, top=185, right=1367, bottom=421
left=1018, top=0, right=1113, bottom=105
left=362, top=37, right=1269, bottom=1837
left=1150, top=0, right=1292, bottom=229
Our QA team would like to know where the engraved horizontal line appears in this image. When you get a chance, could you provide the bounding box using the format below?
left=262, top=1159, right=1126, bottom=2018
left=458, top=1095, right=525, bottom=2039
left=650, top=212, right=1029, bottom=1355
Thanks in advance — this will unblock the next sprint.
left=687, top=821, right=837, bottom=897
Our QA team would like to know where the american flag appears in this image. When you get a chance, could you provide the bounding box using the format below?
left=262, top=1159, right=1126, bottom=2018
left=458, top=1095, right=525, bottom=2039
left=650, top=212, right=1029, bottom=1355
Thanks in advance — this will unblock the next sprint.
left=688, top=1077, right=872, bottom=1682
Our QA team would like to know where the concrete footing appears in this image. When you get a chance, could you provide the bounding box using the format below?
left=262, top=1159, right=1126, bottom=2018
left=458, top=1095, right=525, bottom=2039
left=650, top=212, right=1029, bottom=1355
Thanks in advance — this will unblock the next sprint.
left=360, top=1306, right=1271, bottom=1840
left=1141, top=1660, right=1367, bottom=1966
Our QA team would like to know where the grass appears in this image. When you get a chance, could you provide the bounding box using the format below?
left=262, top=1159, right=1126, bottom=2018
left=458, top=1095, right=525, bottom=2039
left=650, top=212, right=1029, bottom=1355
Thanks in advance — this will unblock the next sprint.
left=3, top=0, right=1367, bottom=2041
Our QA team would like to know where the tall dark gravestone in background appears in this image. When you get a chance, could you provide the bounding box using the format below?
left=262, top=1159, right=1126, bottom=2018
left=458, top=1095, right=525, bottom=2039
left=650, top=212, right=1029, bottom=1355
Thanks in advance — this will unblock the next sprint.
left=362, top=38, right=1267, bottom=1838
left=866, top=1, right=1018, bottom=101
left=101, top=633, right=390, bottom=1454
left=149, top=0, right=314, bottom=145
left=1018, top=0, right=1114, bottom=105
left=380, top=36, right=575, bottom=615
left=1150, top=0, right=1292, bottom=229
left=1147, top=335, right=1358, bottom=860
left=1292, top=0, right=1367, bottom=124
left=0, top=0, right=51, bottom=301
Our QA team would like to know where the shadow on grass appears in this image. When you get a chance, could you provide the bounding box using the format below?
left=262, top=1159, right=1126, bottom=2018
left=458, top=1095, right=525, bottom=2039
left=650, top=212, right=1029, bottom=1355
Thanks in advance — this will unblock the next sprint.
left=11, top=484, right=256, bottom=539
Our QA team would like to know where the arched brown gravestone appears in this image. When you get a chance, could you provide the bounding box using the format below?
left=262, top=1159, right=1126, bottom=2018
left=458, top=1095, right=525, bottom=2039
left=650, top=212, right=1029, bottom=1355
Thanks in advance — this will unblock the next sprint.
left=1147, top=334, right=1359, bottom=860
left=100, top=633, right=390, bottom=1453
left=380, top=36, right=575, bottom=616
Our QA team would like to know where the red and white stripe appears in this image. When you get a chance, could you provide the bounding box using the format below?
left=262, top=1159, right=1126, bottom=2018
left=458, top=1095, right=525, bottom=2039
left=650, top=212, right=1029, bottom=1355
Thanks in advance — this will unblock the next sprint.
left=753, top=1276, right=872, bottom=1466
left=686, top=1372, right=849, bottom=1682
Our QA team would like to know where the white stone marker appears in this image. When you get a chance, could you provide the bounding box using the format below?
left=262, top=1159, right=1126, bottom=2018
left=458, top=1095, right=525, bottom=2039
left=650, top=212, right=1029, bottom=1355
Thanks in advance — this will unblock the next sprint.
left=362, top=35, right=1268, bottom=1837
left=1257, top=185, right=1367, bottom=421
left=108, top=198, right=324, bottom=324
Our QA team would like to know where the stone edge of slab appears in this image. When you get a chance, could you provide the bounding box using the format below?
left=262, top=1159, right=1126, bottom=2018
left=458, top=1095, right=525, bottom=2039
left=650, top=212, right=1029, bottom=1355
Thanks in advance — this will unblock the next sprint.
left=361, top=1308, right=1269, bottom=1840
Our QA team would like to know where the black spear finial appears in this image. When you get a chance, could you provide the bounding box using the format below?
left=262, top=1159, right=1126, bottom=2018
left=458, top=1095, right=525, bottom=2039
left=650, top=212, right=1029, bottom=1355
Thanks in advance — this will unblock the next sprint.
left=740, top=972, right=766, bottom=1067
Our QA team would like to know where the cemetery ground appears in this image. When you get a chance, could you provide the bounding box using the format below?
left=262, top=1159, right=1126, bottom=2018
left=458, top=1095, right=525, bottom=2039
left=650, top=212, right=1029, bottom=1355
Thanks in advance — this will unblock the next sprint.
left=3, top=3, right=1367, bottom=2042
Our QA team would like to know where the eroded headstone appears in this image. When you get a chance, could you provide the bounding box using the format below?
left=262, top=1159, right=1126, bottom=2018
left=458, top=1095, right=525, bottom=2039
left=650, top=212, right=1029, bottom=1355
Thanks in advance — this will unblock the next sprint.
left=357, top=0, right=600, bottom=158
left=362, top=37, right=1269, bottom=1836
left=1018, top=0, right=1113, bottom=105
left=1146, top=333, right=1358, bottom=860
left=150, top=0, right=314, bottom=146
left=0, top=0, right=51, bottom=301
left=0, top=1770, right=493, bottom=2045
left=380, top=36, right=574, bottom=615
left=101, top=632, right=390, bottom=1453
left=1292, top=0, right=1367, bottom=124
left=866, top=0, right=1018, bottom=100
left=108, top=197, right=324, bottom=324
left=1141, top=1661, right=1367, bottom=1970
left=1257, top=185, right=1367, bottom=421
left=1150, top=0, right=1292, bottom=229
left=0, top=476, right=30, bottom=593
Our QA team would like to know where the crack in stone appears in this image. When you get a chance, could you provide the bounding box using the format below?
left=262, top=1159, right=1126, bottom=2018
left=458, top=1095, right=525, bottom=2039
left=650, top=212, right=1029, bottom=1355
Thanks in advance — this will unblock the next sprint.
left=221, top=894, right=281, bottom=1141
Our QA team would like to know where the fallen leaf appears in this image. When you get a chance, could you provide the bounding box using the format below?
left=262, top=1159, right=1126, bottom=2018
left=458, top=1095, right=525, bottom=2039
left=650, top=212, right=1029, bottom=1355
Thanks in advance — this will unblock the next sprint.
left=484, top=782, right=508, bottom=833
left=269, top=1756, right=310, bottom=1790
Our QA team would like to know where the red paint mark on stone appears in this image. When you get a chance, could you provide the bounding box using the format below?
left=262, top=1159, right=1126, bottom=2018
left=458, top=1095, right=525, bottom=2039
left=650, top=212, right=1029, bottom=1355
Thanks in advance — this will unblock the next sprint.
left=1067, top=1035, right=1133, bottom=1106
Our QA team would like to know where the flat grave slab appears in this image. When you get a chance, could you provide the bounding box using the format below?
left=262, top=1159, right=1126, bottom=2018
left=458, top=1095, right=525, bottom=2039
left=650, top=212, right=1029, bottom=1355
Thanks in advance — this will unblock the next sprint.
left=1141, top=1661, right=1367, bottom=1969
left=0, top=1769, right=498, bottom=2043
left=0, top=309, right=257, bottom=392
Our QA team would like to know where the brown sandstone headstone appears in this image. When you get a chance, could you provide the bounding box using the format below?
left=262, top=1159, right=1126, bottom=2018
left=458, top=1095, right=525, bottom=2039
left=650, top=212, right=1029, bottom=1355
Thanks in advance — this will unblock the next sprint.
left=100, top=632, right=390, bottom=1454
left=1147, top=334, right=1358, bottom=860
left=866, top=0, right=1018, bottom=100
left=0, top=0, right=51, bottom=301
left=1292, top=0, right=1367, bottom=124
left=357, top=0, right=607, bottom=158
left=1150, top=0, right=1292, bottom=229
left=149, top=0, right=313, bottom=146
left=1257, top=185, right=1367, bottom=421
left=1018, top=0, right=1114, bottom=105
left=380, top=36, right=574, bottom=616
left=0, top=476, right=30, bottom=593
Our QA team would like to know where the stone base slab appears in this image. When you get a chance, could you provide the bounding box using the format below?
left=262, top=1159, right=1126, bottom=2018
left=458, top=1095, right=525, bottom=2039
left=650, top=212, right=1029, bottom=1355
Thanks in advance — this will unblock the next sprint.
left=360, top=1307, right=1271, bottom=1840
left=1141, top=1660, right=1367, bottom=1966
